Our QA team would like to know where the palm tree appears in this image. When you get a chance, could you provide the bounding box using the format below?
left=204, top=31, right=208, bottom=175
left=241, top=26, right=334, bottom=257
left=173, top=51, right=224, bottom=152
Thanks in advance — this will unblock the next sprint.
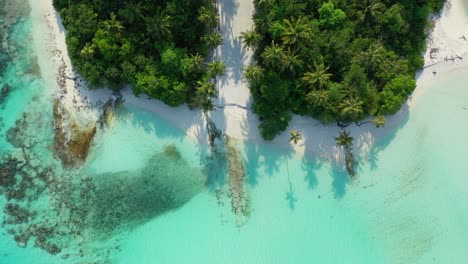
left=80, top=43, right=96, bottom=59
left=357, top=1, right=386, bottom=23
left=334, top=129, right=353, bottom=149
left=301, top=63, right=332, bottom=90
left=198, top=6, right=217, bottom=28
left=254, top=12, right=275, bottom=33
left=281, top=16, right=312, bottom=47
left=261, top=41, right=286, bottom=69
left=334, top=129, right=355, bottom=177
left=202, top=33, right=223, bottom=49
left=281, top=48, right=302, bottom=75
left=146, top=7, right=171, bottom=39
left=254, top=0, right=273, bottom=7
left=372, top=114, right=386, bottom=128
left=194, top=79, right=217, bottom=110
left=196, top=79, right=217, bottom=97
left=102, top=12, right=124, bottom=36
left=288, top=130, right=302, bottom=144
left=243, top=65, right=264, bottom=82
left=339, top=97, right=364, bottom=120
left=208, top=60, right=226, bottom=79
left=187, top=53, right=205, bottom=73
left=354, top=43, right=384, bottom=73
left=118, top=1, right=143, bottom=25
left=306, top=90, right=329, bottom=107
left=240, top=29, right=263, bottom=50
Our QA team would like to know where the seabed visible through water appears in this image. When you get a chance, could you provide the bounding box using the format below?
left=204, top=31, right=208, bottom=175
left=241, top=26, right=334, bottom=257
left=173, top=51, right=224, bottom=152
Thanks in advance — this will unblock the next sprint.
left=1, top=1, right=468, bottom=263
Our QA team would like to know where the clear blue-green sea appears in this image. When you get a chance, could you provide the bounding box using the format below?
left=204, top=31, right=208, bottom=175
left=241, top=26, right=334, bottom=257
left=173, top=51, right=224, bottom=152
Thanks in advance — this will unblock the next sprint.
left=1, top=1, right=468, bottom=263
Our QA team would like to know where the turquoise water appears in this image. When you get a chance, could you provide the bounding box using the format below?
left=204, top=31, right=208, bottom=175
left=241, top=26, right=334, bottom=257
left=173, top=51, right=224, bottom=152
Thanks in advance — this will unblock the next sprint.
left=1, top=1, right=468, bottom=263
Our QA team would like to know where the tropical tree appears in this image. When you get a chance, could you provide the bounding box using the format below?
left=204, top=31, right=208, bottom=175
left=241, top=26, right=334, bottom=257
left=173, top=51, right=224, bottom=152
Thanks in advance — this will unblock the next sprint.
left=334, top=129, right=355, bottom=177
left=243, top=65, right=264, bottom=82
left=357, top=1, right=386, bottom=23
left=146, top=7, right=171, bottom=39
left=198, top=6, right=217, bottom=28
left=281, top=48, right=302, bottom=75
left=80, top=43, right=96, bottom=59
left=118, top=1, right=143, bottom=25
left=261, top=41, right=286, bottom=69
left=186, top=53, right=205, bottom=73
left=306, top=90, right=329, bottom=107
left=281, top=16, right=312, bottom=47
left=334, top=129, right=353, bottom=149
left=318, top=1, right=347, bottom=29
left=202, top=32, right=223, bottom=49
left=207, top=60, right=226, bottom=79
left=194, top=79, right=217, bottom=110
left=253, top=0, right=273, bottom=7
left=372, top=114, right=386, bottom=128
left=102, top=12, right=124, bottom=36
left=354, top=43, right=384, bottom=74
left=288, top=130, right=302, bottom=144
left=254, top=11, right=275, bottom=33
left=301, top=63, right=332, bottom=90
left=339, top=96, right=364, bottom=120
left=240, top=29, right=263, bottom=50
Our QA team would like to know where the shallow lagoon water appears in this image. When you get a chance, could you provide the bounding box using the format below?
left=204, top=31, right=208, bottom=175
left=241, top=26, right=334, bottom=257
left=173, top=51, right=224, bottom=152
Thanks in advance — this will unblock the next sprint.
left=114, top=70, right=468, bottom=264
left=1, top=1, right=468, bottom=264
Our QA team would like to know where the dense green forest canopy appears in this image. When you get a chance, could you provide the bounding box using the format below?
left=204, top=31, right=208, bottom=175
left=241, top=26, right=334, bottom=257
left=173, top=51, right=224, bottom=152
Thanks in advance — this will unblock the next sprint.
left=243, top=0, right=444, bottom=140
left=53, top=0, right=223, bottom=109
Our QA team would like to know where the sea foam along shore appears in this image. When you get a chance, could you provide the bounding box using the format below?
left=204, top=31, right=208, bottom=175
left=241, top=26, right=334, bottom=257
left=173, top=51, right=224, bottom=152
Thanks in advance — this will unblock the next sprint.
left=32, top=0, right=468, bottom=164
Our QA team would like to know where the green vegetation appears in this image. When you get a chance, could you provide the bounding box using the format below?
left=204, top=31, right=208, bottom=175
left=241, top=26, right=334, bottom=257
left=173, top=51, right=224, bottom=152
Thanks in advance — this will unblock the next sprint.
left=244, top=0, right=444, bottom=140
left=288, top=130, right=302, bottom=144
left=53, top=0, right=223, bottom=110
left=334, top=129, right=355, bottom=176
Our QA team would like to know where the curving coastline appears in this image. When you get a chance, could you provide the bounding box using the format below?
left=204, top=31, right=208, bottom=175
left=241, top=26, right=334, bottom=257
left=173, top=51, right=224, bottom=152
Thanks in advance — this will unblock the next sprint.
left=31, top=0, right=468, bottom=167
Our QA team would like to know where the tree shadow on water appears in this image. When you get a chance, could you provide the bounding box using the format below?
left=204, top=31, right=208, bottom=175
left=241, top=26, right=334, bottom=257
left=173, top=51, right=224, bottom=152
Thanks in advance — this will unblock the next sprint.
left=329, top=161, right=350, bottom=199
left=284, top=158, right=297, bottom=210
left=301, top=150, right=323, bottom=190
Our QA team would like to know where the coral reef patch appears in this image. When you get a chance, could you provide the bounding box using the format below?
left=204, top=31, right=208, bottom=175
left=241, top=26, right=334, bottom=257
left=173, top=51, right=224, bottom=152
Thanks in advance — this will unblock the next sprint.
left=53, top=99, right=97, bottom=167
left=1, top=110, right=206, bottom=261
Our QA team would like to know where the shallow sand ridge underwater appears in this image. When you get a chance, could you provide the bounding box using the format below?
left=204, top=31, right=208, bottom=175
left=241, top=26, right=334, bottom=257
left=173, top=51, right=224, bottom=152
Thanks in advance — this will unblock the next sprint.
left=1, top=0, right=468, bottom=263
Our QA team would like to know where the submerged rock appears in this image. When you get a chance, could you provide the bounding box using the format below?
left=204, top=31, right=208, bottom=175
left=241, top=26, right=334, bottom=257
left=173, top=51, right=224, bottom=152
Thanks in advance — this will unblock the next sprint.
left=100, top=98, right=116, bottom=128
left=0, top=84, right=11, bottom=103
left=163, top=144, right=181, bottom=160
left=0, top=156, right=18, bottom=187
left=100, top=91, right=124, bottom=128
left=6, top=113, right=29, bottom=148
left=53, top=99, right=96, bottom=167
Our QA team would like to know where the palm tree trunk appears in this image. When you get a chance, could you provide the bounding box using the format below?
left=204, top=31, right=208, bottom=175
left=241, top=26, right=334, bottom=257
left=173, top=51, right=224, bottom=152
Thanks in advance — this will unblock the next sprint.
left=344, top=147, right=355, bottom=177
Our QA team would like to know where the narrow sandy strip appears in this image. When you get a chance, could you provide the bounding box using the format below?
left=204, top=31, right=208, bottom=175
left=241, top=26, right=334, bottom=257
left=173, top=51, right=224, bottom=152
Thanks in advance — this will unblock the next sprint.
left=31, top=0, right=468, bottom=163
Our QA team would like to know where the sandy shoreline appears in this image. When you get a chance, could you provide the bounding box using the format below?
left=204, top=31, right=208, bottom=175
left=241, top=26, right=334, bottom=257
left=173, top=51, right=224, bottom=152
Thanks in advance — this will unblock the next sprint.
left=30, top=0, right=468, bottom=165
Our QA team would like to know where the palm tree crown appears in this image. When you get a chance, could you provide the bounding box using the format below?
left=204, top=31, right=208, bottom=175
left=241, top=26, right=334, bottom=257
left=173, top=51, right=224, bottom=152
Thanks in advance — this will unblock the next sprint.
left=146, top=7, right=171, bottom=39
left=288, top=130, right=302, bottom=144
left=339, top=96, right=364, bottom=120
left=243, top=65, right=264, bottom=82
left=261, top=41, right=286, bottom=70
left=334, top=129, right=353, bottom=149
left=281, top=16, right=313, bottom=47
left=301, top=63, right=332, bottom=90
left=372, top=114, right=386, bottom=128
left=240, top=29, right=263, bottom=50
left=208, top=60, right=226, bottom=78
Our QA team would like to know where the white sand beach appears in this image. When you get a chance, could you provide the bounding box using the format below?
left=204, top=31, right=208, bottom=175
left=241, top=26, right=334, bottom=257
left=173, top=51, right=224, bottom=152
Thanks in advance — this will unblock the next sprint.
left=30, top=0, right=468, bottom=164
